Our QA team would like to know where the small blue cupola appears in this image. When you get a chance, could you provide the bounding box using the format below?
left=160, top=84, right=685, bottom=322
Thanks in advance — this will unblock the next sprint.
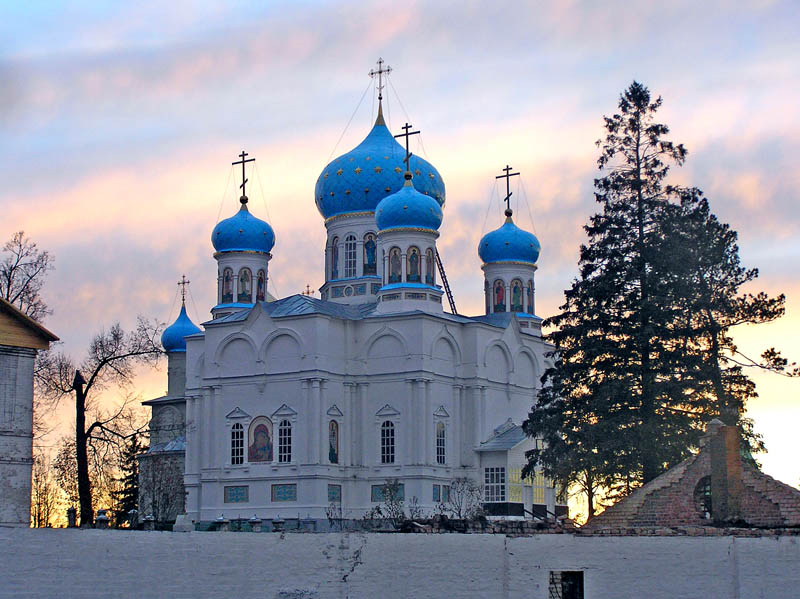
left=211, top=202, right=275, bottom=254
left=478, top=209, right=541, bottom=266
left=375, top=174, right=443, bottom=233
left=161, top=304, right=201, bottom=353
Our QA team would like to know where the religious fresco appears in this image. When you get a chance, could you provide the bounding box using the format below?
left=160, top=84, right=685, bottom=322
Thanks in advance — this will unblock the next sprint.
left=511, top=279, right=523, bottom=312
left=494, top=280, right=505, bottom=312
left=363, top=234, right=377, bottom=275
left=389, top=248, right=402, bottom=282
left=247, top=416, right=273, bottom=462
left=222, top=268, right=234, bottom=303
left=527, top=280, right=534, bottom=314
left=271, top=483, right=297, bottom=502
left=256, top=270, right=266, bottom=302
left=238, top=268, right=252, bottom=303
left=425, top=249, right=435, bottom=285
left=331, top=237, right=339, bottom=279
left=329, top=420, right=339, bottom=464
left=407, top=247, right=420, bottom=282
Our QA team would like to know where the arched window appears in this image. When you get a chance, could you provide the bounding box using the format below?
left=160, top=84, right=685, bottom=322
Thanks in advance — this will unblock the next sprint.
left=436, top=421, right=446, bottom=465
left=363, top=233, right=377, bottom=275
left=493, top=280, right=506, bottom=313
left=425, top=249, right=435, bottom=285
left=389, top=248, right=402, bottom=283
left=238, top=268, right=252, bottom=303
left=511, top=279, right=523, bottom=312
left=231, top=423, right=244, bottom=465
left=256, top=270, right=266, bottom=302
left=329, top=420, right=339, bottom=464
left=527, top=280, right=534, bottom=314
left=407, top=246, right=421, bottom=282
left=380, top=421, right=395, bottom=464
left=278, top=419, right=292, bottom=463
left=344, top=235, right=357, bottom=278
left=331, top=237, right=339, bottom=279
left=484, top=280, right=491, bottom=315
left=247, top=417, right=273, bottom=462
left=222, top=268, right=234, bottom=303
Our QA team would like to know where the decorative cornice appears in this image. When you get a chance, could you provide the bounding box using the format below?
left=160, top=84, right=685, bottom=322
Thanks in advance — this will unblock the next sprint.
left=213, top=250, right=272, bottom=258
left=324, top=211, right=375, bottom=225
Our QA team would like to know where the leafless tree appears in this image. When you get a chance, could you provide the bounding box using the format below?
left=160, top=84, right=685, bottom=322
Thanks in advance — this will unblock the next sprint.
left=1, top=231, right=54, bottom=322
left=441, top=477, right=484, bottom=520
left=30, top=450, right=59, bottom=527
left=138, top=452, right=184, bottom=525
left=36, top=319, right=163, bottom=526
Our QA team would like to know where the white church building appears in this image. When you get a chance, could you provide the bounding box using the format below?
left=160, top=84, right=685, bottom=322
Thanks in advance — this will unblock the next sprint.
left=143, top=82, right=566, bottom=527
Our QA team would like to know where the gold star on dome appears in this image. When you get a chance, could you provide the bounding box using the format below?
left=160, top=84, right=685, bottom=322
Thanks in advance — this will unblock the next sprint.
left=355, top=167, right=362, bottom=174
left=324, top=172, right=329, bottom=179
left=349, top=157, right=354, bottom=162
left=385, top=187, right=391, bottom=192
left=384, top=156, right=389, bottom=160
left=394, top=167, right=402, bottom=174
left=364, top=188, right=370, bottom=193
left=329, top=192, right=334, bottom=196
left=365, top=156, right=371, bottom=161
left=374, top=166, right=382, bottom=173
left=345, top=190, right=351, bottom=195
left=428, top=173, right=435, bottom=179
left=336, top=168, right=343, bottom=175
left=414, top=169, right=421, bottom=176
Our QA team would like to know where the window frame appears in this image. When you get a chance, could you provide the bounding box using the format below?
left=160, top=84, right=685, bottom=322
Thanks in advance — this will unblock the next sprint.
left=344, top=234, right=357, bottom=278
left=380, top=420, right=395, bottom=464
left=435, top=421, right=446, bottom=465
left=278, top=419, right=293, bottom=463
left=484, top=466, right=506, bottom=502
left=230, top=422, right=244, bottom=465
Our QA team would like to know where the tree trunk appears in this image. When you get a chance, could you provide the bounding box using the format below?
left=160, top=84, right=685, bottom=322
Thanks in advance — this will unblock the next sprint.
left=73, top=376, right=93, bottom=527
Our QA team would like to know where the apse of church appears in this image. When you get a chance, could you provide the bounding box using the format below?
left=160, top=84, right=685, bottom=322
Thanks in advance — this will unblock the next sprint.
left=143, top=61, right=565, bottom=527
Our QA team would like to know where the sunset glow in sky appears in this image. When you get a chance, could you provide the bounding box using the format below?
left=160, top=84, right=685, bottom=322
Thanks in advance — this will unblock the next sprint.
left=2, top=1, right=798, bottom=489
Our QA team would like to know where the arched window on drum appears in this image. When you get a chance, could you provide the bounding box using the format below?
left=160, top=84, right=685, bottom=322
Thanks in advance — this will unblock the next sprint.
left=330, top=237, right=339, bottom=280
left=221, top=267, right=234, bottom=304
left=425, top=249, right=435, bottom=285
left=344, top=235, right=357, bottom=278
left=363, top=233, right=377, bottom=276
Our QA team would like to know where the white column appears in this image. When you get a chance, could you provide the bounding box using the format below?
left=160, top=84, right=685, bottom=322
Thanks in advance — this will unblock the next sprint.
left=302, top=379, right=311, bottom=464
left=504, top=284, right=511, bottom=312
left=452, top=385, right=462, bottom=467
left=318, top=379, right=327, bottom=463
left=310, top=379, right=321, bottom=465
left=479, top=386, right=487, bottom=444
left=405, top=379, right=414, bottom=465
left=203, top=389, right=214, bottom=469
left=356, top=239, right=364, bottom=277
left=358, top=383, right=368, bottom=466
left=423, top=380, right=432, bottom=465
left=401, top=251, right=408, bottom=282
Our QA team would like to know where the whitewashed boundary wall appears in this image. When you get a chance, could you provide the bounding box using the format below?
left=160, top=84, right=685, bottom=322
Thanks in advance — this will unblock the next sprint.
left=0, top=529, right=798, bottom=598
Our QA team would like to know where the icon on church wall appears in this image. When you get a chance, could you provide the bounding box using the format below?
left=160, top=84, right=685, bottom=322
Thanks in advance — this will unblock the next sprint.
left=248, top=416, right=273, bottom=462
left=527, top=280, right=534, bottom=314
left=331, top=237, right=339, bottom=279
left=425, top=249, right=434, bottom=285
left=407, top=247, right=420, bottom=282
left=494, top=280, right=505, bottom=312
left=363, top=234, right=377, bottom=275
left=256, top=270, right=266, bottom=302
left=511, top=279, right=523, bottom=312
left=329, top=420, right=339, bottom=464
left=238, top=268, right=252, bottom=303
left=222, top=268, right=234, bottom=303
left=389, top=247, right=402, bottom=283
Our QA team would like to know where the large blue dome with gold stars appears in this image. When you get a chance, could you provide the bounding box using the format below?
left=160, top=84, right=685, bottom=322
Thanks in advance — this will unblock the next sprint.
left=315, top=108, right=445, bottom=220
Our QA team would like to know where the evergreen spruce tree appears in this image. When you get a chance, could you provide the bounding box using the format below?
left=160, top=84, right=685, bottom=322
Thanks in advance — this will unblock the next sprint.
left=113, top=434, right=142, bottom=527
left=524, top=82, right=796, bottom=519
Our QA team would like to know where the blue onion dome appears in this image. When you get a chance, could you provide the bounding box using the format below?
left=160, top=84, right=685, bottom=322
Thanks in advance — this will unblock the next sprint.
left=161, top=305, right=201, bottom=353
left=315, top=106, right=445, bottom=220
left=211, top=200, right=275, bottom=253
left=376, top=174, right=443, bottom=232
left=478, top=210, right=541, bottom=265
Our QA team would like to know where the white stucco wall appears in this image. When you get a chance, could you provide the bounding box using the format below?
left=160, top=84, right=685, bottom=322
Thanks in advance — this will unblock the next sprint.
left=1, top=529, right=798, bottom=598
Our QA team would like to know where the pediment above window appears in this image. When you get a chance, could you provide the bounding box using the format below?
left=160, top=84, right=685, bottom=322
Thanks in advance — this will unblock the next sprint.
left=327, top=404, right=344, bottom=417
left=225, top=407, right=251, bottom=420
left=271, top=403, right=298, bottom=419
left=375, top=404, right=400, bottom=417
left=433, top=405, right=450, bottom=418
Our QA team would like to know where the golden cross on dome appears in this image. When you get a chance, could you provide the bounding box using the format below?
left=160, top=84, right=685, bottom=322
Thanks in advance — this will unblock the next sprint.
left=394, top=122, right=420, bottom=172
left=302, top=284, right=314, bottom=296
left=177, top=275, right=190, bottom=305
left=369, top=57, right=392, bottom=102
left=496, top=165, right=520, bottom=214
left=232, top=150, right=256, bottom=204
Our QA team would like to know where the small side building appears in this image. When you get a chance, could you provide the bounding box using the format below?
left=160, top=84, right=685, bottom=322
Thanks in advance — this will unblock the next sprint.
left=0, top=298, right=58, bottom=527
left=583, top=419, right=800, bottom=531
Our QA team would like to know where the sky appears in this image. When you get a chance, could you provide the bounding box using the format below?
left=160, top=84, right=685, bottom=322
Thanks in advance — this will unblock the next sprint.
left=2, top=0, right=798, bottom=490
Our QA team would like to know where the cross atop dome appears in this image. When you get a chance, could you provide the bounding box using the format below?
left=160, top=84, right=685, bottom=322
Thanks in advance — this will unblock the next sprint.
left=177, top=274, right=190, bottom=306
left=394, top=122, right=420, bottom=180
left=232, top=150, right=255, bottom=204
left=369, top=57, right=392, bottom=103
left=496, top=164, right=520, bottom=217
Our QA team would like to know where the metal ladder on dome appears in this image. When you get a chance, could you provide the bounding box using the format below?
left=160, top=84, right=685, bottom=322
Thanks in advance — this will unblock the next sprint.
left=435, top=249, right=457, bottom=314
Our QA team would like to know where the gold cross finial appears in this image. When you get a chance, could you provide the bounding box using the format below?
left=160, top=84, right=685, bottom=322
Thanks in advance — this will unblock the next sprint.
left=302, top=284, right=314, bottom=296
left=232, top=150, right=256, bottom=204
left=369, top=57, right=392, bottom=102
left=177, top=275, right=190, bottom=305
left=495, top=165, right=520, bottom=216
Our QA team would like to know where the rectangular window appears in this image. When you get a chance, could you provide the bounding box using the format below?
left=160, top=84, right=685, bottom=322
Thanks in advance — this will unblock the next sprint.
left=433, top=484, right=441, bottom=502
left=371, top=483, right=404, bottom=503
left=380, top=421, right=395, bottom=464
left=548, top=571, right=584, bottom=599
left=224, top=486, right=249, bottom=503
left=231, top=425, right=244, bottom=465
left=442, top=485, right=450, bottom=503
left=436, top=424, right=446, bottom=465
left=278, top=421, right=292, bottom=463
left=484, top=467, right=506, bottom=502
left=271, top=484, right=297, bottom=502
left=328, top=484, right=342, bottom=503
left=344, top=237, right=357, bottom=278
